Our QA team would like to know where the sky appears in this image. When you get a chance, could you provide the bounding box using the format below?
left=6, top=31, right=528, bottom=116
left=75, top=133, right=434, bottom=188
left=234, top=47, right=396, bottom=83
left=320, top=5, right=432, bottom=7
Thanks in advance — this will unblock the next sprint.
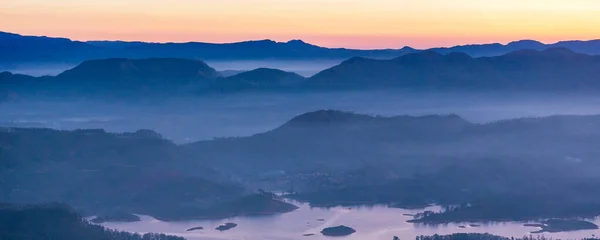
left=1, top=0, right=600, bottom=49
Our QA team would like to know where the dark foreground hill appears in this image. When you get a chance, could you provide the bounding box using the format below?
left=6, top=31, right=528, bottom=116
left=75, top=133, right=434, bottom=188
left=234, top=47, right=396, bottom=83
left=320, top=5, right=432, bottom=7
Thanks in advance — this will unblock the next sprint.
left=0, top=128, right=297, bottom=221
left=185, top=110, right=600, bottom=221
left=0, top=203, right=184, bottom=240
left=4, top=111, right=600, bottom=222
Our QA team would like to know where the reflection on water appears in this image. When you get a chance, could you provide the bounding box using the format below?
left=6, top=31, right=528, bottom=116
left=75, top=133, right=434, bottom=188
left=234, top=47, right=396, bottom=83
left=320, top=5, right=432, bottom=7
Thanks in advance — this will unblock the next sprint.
left=100, top=201, right=600, bottom=240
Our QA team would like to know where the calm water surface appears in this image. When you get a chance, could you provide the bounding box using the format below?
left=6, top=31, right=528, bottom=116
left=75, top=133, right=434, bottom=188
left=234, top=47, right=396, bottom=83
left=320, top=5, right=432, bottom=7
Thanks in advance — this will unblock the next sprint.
left=100, top=201, right=600, bottom=240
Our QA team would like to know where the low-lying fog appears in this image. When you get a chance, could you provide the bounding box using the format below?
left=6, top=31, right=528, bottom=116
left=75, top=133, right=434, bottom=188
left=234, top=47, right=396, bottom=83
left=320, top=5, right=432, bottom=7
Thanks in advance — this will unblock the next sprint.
left=0, top=62, right=79, bottom=76
left=0, top=59, right=342, bottom=77
left=205, top=59, right=342, bottom=77
left=3, top=91, right=600, bottom=144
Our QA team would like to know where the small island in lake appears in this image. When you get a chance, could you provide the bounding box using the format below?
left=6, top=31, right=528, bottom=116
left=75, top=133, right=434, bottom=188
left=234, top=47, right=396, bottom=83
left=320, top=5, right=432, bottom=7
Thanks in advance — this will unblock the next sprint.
left=321, top=225, right=356, bottom=236
left=530, top=219, right=599, bottom=233
left=216, top=223, right=238, bottom=231
left=90, top=212, right=140, bottom=223
left=524, top=223, right=545, bottom=228
left=185, top=226, right=204, bottom=231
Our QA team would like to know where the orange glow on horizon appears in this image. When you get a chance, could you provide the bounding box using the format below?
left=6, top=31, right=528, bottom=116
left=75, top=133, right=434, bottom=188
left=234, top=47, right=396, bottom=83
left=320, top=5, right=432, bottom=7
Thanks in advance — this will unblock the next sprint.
left=1, top=0, right=600, bottom=49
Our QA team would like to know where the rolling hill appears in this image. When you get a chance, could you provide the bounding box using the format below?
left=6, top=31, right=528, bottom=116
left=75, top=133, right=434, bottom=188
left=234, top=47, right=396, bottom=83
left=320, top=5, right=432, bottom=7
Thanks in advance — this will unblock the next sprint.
left=4, top=110, right=600, bottom=222
left=3, top=48, right=600, bottom=101
left=307, top=48, right=600, bottom=90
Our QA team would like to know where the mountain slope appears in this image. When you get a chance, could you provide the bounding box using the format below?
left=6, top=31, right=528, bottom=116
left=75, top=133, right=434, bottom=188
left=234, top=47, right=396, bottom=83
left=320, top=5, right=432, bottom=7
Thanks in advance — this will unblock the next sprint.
left=307, top=48, right=600, bottom=90
left=0, top=203, right=184, bottom=240
left=1, top=58, right=220, bottom=98
left=3, top=48, right=600, bottom=100
left=183, top=109, right=600, bottom=176
left=212, top=68, right=306, bottom=91
left=430, top=39, right=600, bottom=57
left=0, top=31, right=99, bottom=63
left=0, top=127, right=300, bottom=220
left=182, top=111, right=600, bottom=220
left=58, top=58, right=219, bottom=82
left=5, top=111, right=600, bottom=221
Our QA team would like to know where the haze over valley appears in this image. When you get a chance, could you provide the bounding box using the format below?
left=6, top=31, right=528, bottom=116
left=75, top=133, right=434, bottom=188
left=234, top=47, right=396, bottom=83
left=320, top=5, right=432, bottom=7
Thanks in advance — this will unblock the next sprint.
left=3, top=13, right=600, bottom=239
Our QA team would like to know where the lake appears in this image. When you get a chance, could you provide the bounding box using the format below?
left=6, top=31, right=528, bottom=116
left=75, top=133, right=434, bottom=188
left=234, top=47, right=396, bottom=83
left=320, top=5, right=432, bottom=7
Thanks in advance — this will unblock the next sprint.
left=100, top=201, right=600, bottom=240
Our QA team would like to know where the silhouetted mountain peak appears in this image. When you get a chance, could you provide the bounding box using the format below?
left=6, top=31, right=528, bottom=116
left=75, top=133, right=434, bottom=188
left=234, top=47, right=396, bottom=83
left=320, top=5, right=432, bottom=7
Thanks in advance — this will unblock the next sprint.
left=342, top=56, right=371, bottom=64
left=0, top=71, right=13, bottom=82
left=286, top=39, right=307, bottom=45
left=0, top=31, right=21, bottom=38
left=507, top=40, right=545, bottom=48
left=243, top=68, right=293, bottom=75
left=276, top=111, right=471, bottom=135
left=427, top=39, right=600, bottom=57
left=0, top=71, right=13, bottom=77
left=214, top=68, right=306, bottom=91
left=0, top=71, right=38, bottom=83
left=284, top=39, right=321, bottom=49
left=307, top=47, right=600, bottom=90
left=284, top=110, right=376, bottom=126
left=127, top=129, right=165, bottom=139
left=231, top=39, right=278, bottom=47
left=225, top=68, right=304, bottom=81
left=58, top=58, right=219, bottom=80
left=250, top=39, right=277, bottom=45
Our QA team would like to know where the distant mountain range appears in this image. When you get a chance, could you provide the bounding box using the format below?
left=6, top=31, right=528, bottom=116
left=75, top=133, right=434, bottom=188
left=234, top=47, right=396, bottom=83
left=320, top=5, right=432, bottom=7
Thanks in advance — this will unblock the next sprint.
left=1, top=31, right=600, bottom=66
left=308, top=48, right=600, bottom=90
left=0, top=58, right=307, bottom=99
left=0, top=31, right=415, bottom=64
left=430, top=39, right=600, bottom=57
left=2, top=47, right=600, bottom=100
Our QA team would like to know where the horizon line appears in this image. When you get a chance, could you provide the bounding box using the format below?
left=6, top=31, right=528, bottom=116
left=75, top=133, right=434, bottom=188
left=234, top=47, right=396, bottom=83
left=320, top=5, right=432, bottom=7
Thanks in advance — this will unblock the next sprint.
left=2, top=30, right=600, bottom=51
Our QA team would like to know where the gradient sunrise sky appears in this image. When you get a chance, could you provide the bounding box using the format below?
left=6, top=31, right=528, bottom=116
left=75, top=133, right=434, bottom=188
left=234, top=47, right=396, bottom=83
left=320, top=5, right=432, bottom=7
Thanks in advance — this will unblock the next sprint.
left=1, top=0, right=599, bottom=49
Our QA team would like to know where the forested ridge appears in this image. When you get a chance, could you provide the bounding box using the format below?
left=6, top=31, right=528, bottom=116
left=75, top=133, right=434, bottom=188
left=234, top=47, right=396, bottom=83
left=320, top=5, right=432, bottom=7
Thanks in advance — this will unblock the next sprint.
left=3, top=111, right=600, bottom=222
